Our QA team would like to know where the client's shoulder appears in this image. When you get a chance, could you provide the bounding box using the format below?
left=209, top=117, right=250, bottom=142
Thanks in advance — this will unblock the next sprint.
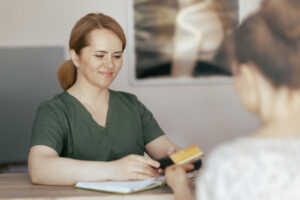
left=205, top=136, right=300, bottom=172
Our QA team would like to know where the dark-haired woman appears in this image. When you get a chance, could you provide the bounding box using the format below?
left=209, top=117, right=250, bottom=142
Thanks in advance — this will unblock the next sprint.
left=28, top=13, right=180, bottom=185
left=166, top=0, right=300, bottom=199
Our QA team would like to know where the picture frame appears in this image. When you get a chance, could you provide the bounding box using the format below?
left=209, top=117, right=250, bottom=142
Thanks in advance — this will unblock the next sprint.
left=127, top=0, right=239, bottom=86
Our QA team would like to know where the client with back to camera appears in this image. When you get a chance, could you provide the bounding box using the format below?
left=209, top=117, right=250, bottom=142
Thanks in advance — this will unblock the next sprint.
left=165, top=0, right=300, bottom=199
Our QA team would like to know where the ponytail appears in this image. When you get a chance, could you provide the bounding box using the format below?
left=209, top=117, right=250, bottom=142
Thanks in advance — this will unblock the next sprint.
left=57, top=60, right=77, bottom=90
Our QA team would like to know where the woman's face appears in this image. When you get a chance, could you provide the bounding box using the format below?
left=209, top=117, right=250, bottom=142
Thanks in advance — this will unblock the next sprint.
left=75, top=28, right=123, bottom=89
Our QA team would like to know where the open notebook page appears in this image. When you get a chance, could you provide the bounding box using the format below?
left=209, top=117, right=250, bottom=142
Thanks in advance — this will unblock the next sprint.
left=75, top=175, right=166, bottom=194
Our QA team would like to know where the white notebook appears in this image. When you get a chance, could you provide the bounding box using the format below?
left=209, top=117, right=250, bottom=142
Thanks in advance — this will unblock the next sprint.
left=75, top=176, right=166, bottom=194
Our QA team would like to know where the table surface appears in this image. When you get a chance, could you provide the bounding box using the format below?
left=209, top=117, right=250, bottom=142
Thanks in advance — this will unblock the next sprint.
left=0, top=173, right=175, bottom=200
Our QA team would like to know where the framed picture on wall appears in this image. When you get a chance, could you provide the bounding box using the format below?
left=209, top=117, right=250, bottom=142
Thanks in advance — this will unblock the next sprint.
left=128, top=0, right=239, bottom=85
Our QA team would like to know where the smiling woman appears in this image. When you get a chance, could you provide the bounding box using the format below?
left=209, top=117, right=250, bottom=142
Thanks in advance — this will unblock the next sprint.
left=28, top=13, right=180, bottom=186
left=70, top=29, right=123, bottom=91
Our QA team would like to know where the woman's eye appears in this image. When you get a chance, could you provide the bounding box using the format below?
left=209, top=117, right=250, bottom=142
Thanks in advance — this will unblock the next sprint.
left=114, top=55, right=122, bottom=59
left=95, top=55, right=104, bottom=58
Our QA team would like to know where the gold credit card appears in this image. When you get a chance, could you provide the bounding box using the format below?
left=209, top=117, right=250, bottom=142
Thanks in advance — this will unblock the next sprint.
left=170, top=145, right=203, bottom=165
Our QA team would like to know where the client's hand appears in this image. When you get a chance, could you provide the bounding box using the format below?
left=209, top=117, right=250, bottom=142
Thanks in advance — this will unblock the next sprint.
left=156, top=147, right=178, bottom=174
left=165, top=164, right=194, bottom=191
left=110, top=154, right=160, bottom=181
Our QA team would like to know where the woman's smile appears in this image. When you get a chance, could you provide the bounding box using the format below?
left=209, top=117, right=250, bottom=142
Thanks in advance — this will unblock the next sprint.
left=98, top=71, right=114, bottom=76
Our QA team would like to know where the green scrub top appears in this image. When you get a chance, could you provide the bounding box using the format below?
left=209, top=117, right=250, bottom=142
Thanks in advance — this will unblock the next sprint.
left=30, top=90, right=164, bottom=161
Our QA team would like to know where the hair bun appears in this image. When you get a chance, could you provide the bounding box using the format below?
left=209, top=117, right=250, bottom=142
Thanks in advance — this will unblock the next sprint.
left=261, top=0, right=300, bottom=39
left=285, top=26, right=300, bottom=39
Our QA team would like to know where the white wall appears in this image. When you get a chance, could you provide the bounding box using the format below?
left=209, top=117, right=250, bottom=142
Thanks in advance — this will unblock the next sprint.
left=239, top=0, right=263, bottom=23
left=0, top=0, right=261, bottom=153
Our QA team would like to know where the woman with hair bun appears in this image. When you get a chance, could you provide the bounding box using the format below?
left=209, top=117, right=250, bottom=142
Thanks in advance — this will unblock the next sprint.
left=28, top=13, right=180, bottom=185
left=166, top=0, right=300, bottom=199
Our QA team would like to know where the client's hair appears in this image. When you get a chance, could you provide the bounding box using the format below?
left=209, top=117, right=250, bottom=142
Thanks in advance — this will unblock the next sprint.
left=233, top=0, right=300, bottom=88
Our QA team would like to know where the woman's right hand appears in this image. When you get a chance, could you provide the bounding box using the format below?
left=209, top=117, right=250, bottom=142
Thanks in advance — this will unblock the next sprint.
left=109, top=154, right=160, bottom=181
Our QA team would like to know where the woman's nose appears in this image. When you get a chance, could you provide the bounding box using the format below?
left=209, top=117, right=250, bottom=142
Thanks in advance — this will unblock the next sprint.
left=106, top=56, right=114, bottom=69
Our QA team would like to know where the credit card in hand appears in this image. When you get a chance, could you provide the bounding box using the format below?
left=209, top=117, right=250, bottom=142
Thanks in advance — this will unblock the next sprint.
left=157, top=145, right=203, bottom=169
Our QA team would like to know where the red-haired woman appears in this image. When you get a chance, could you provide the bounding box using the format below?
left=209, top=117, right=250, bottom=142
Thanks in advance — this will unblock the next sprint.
left=28, top=13, right=180, bottom=185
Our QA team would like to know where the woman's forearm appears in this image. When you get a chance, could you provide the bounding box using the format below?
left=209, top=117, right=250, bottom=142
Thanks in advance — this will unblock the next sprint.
left=28, top=145, right=118, bottom=185
left=145, top=135, right=181, bottom=159
left=28, top=145, right=160, bottom=185
left=29, top=155, right=114, bottom=185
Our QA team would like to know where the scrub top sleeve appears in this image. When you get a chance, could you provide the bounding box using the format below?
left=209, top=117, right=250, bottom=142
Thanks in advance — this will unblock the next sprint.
left=135, top=97, right=165, bottom=145
left=30, top=102, right=66, bottom=155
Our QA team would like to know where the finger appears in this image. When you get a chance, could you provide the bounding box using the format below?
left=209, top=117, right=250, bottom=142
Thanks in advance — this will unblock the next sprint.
left=181, top=164, right=194, bottom=172
left=133, top=155, right=160, bottom=168
left=131, top=164, right=160, bottom=178
left=157, top=168, right=164, bottom=174
left=126, top=156, right=160, bottom=176
left=141, top=165, right=160, bottom=177
left=130, top=173, right=152, bottom=180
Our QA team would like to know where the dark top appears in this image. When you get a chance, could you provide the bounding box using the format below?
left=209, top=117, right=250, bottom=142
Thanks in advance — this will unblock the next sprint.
left=30, top=90, right=164, bottom=161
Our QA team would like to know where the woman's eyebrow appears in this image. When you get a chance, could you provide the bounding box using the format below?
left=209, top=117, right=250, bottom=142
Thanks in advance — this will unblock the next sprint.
left=94, top=50, right=108, bottom=53
left=94, top=50, right=123, bottom=53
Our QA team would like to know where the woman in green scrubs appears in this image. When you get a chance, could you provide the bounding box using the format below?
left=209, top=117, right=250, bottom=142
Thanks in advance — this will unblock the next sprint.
left=28, top=13, right=180, bottom=185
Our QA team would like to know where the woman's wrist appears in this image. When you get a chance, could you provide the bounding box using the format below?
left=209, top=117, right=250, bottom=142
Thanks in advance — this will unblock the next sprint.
left=106, top=160, right=117, bottom=181
left=94, top=160, right=116, bottom=181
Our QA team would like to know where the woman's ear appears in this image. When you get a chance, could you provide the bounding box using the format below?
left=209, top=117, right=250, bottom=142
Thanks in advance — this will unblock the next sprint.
left=70, top=49, right=80, bottom=68
left=234, top=63, right=260, bottom=113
